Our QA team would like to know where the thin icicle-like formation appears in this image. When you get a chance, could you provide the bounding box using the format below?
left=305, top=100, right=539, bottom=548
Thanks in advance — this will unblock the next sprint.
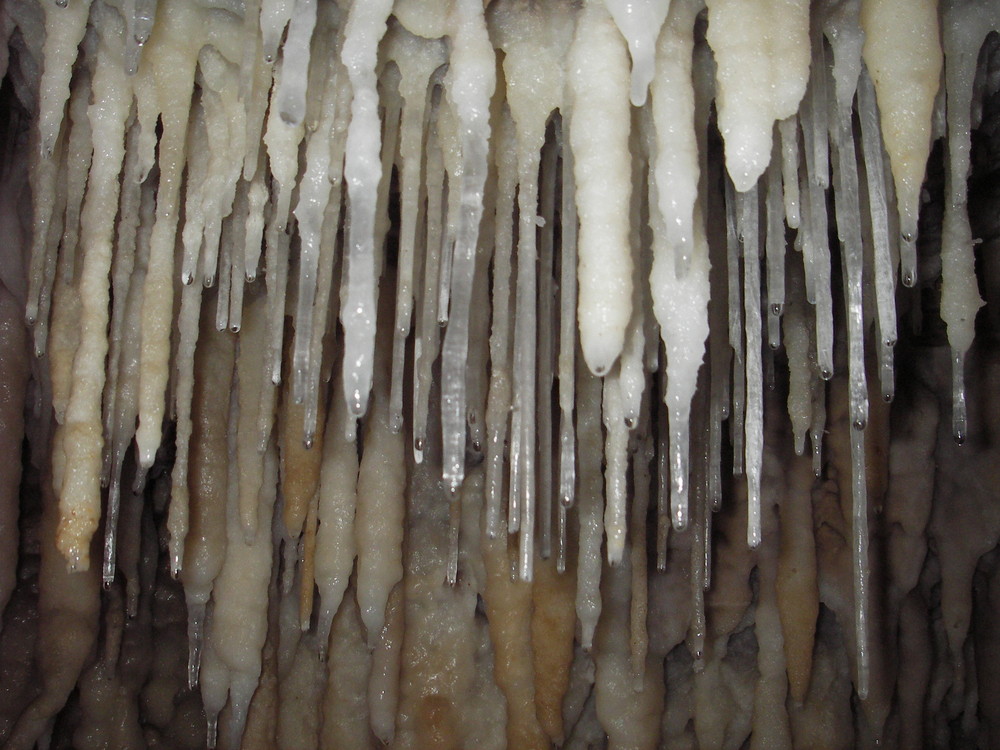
left=290, top=26, right=344, bottom=433
left=778, top=116, right=801, bottom=229
left=800, top=43, right=834, bottom=381
left=512, top=127, right=539, bottom=574
left=413, top=88, right=445, bottom=463
left=439, top=0, right=495, bottom=495
left=832, top=97, right=869, bottom=435
left=484, top=107, right=517, bottom=537
left=493, top=0, right=572, bottom=579
left=783, top=257, right=813, bottom=457
left=59, top=66, right=93, bottom=289
left=765, top=151, right=785, bottom=351
left=537, top=138, right=559, bottom=559
left=169, top=101, right=211, bottom=577
left=100, top=116, right=143, bottom=581
left=851, top=425, right=870, bottom=700
left=576, top=364, right=604, bottom=651
left=603, top=373, right=629, bottom=565
left=858, top=67, right=897, bottom=353
left=655, top=363, right=670, bottom=569
left=940, top=0, right=998, bottom=443
left=387, top=28, right=446, bottom=434
left=724, top=177, right=745, bottom=477
left=829, top=60, right=874, bottom=700
left=738, top=185, right=763, bottom=549
left=339, top=0, right=394, bottom=420
left=558, top=131, right=578, bottom=510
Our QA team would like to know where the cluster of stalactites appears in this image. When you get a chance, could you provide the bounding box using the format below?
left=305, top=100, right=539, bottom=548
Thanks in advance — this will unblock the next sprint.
left=3, top=0, right=1000, bottom=746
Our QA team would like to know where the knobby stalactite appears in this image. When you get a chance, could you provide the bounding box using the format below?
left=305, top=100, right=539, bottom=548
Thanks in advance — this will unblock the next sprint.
left=1, top=0, right=1000, bottom=748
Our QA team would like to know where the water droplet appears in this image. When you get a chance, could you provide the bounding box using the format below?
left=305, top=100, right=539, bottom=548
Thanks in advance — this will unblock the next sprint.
left=820, top=367, right=833, bottom=380
left=853, top=418, right=866, bottom=431
left=954, top=430, right=966, bottom=446
left=350, top=394, right=364, bottom=417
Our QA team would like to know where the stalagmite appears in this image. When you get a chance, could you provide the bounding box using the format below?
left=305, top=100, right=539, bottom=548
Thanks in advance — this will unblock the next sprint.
left=354, top=300, right=405, bottom=646
left=179, top=308, right=235, bottom=689
left=313, top=368, right=359, bottom=655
